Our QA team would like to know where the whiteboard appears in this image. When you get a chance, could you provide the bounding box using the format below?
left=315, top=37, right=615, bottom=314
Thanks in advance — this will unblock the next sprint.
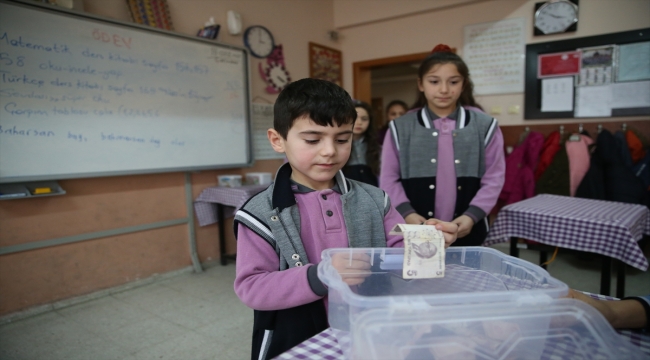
left=0, top=0, right=252, bottom=183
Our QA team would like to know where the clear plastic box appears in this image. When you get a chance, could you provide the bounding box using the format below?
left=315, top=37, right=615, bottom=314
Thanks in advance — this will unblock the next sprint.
left=351, top=298, right=645, bottom=359
left=318, top=247, right=576, bottom=359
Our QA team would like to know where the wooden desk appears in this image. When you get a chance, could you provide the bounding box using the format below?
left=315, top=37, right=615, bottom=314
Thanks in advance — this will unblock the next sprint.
left=194, top=185, right=268, bottom=265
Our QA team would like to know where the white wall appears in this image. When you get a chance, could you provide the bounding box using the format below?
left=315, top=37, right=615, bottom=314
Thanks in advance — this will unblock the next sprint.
left=84, top=0, right=336, bottom=104
left=335, top=0, right=650, bottom=125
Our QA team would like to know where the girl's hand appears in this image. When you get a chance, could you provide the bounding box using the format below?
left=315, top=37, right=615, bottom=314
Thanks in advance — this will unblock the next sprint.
left=423, top=218, right=458, bottom=248
left=405, top=213, right=426, bottom=224
left=452, top=215, right=474, bottom=238
left=330, top=252, right=372, bottom=286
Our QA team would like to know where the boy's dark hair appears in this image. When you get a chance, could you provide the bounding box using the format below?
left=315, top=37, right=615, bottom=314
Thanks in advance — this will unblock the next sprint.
left=411, top=46, right=483, bottom=111
left=274, top=78, right=358, bottom=139
left=348, top=100, right=380, bottom=176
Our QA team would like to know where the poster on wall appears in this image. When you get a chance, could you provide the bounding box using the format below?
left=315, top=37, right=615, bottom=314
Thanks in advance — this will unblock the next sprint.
left=541, top=76, right=574, bottom=112
left=252, top=103, right=285, bottom=160
left=538, top=51, right=581, bottom=78
left=574, top=85, right=612, bottom=117
left=463, top=17, right=525, bottom=95
left=576, top=45, right=616, bottom=86
left=309, top=42, right=342, bottom=86
left=617, top=41, right=650, bottom=82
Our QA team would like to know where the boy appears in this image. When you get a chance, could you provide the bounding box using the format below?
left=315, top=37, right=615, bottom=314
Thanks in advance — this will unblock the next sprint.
left=233, top=78, right=457, bottom=360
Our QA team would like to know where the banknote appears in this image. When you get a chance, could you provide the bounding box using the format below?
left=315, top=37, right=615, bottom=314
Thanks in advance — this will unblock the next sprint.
left=390, top=224, right=445, bottom=279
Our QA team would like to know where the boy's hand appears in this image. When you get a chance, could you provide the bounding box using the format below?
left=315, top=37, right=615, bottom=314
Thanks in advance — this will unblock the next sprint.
left=405, top=213, right=426, bottom=225
left=452, top=215, right=474, bottom=238
left=330, top=252, right=372, bottom=286
left=423, top=219, right=458, bottom=248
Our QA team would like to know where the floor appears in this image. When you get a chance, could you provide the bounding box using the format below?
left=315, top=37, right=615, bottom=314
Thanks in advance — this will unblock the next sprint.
left=1, top=242, right=649, bottom=360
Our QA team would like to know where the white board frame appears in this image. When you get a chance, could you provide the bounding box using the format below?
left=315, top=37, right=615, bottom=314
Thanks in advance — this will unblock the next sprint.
left=0, top=0, right=253, bottom=183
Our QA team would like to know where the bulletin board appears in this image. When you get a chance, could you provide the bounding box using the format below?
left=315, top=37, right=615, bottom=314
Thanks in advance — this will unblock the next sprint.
left=309, top=42, right=342, bottom=86
left=0, top=0, right=252, bottom=183
left=251, top=103, right=284, bottom=160
left=464, top=18, right=526, bottom=95
left=524, top=28, right=650, bottom=119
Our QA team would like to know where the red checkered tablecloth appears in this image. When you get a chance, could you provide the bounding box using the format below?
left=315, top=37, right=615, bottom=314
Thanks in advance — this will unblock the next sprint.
left=193, top=185, right=268, bottom=226
left=484, top=194, right=650, bottom=270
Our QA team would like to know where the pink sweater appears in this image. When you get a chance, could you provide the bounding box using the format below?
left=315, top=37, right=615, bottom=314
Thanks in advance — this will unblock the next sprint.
left=234, top=188, right=404, bottom=311
left=380, top=110, right=505, bottom=222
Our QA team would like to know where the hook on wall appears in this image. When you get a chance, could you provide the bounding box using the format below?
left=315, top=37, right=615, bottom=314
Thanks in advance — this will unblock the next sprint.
left=622, top=123, right=627, bottom=131
left=579, top=123, right=583, bottom=133
left=597, top=124, right=603, bottom=133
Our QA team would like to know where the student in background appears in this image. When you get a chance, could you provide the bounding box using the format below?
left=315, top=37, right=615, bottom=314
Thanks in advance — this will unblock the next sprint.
left=343, top=100, right=381, bottom=186
left=381, top=44, right=505, bottom=246
left=233, top=78, right=459, bottom=360
left=378, top=100, right=408, bottom=143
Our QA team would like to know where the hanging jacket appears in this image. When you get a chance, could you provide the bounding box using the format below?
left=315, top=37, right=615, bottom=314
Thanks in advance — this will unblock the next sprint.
left=499, top=131, right=544, bottom=205
left=535, top=131, right=561, bottom=181
left=536, top=145, right=571, bottom=197
left=633, top=151, right=650, bottom=188
left=614, top=131, right=634, bottom=168
left=630, top=128, right=650, bottom=149
left=566, top=134, right=594, bottom=197
left=575, top=129, right=647, bottom=205
left=626, top=129, right=646, bottom=165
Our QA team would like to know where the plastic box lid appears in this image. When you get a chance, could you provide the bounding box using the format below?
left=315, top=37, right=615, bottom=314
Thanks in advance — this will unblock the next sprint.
left=318, top=247, right=570, bottom=358
left=350, top=298, right=645, bottom=360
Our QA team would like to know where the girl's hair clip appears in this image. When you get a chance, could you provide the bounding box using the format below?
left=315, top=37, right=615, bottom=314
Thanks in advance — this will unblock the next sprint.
left=431, top=44, right=453, bottom=53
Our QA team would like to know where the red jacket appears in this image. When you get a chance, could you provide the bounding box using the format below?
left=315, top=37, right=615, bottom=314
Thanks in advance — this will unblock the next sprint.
left=499, top=131, right=544, bottom=205
left=535, top=131, right=561, bottom=181
left=626, top=130, right=646, bottom=164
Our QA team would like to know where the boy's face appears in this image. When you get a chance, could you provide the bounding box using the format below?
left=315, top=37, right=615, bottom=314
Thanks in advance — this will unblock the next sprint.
left=268, top=116, right=353, bottom=190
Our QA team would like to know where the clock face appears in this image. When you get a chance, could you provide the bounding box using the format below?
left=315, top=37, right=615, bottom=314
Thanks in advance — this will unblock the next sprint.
left=244, top=26, right=275, bottom=58
left=535, top=0, right=578, bottom=35
left=267, top=63, right=291, bottom=91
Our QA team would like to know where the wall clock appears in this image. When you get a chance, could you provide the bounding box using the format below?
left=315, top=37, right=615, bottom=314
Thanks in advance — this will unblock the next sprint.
left=243, top=25, right=275, bottom=58
left=259, top=45, right=291, bottom=94
left=534, top=0, right=579, bottom=36
left=265, top=63, right=291, bottom=92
